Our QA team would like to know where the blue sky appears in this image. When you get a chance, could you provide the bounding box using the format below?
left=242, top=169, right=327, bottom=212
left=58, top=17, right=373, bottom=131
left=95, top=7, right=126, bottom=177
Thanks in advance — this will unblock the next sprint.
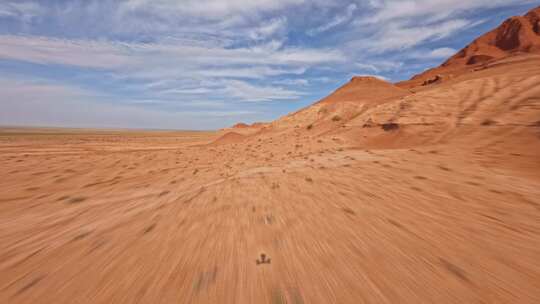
left=0, top=0, right=537, bottom=130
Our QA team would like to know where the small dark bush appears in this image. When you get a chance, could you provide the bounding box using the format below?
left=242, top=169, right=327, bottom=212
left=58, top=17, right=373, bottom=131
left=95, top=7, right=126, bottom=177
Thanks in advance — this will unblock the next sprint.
left=381, top=123, right=399, bottom=131
left=67, top=197, right=86, bottom=204
left=481, top=119, right=496, bottom=126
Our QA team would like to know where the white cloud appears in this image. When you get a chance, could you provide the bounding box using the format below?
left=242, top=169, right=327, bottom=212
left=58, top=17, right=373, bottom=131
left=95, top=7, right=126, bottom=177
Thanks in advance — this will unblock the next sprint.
left=357, top=19, right=474, bottom=52
left=308, top=3, right=357, bottom=35
left=355, top=60, right=404, bottom=73
left=249, top=17, right=288, bottom=41
left=407, top=47, right=458, bottom=59
left=120, top=0, right=305, bottom=19
left=0, top=34, right=343, bottom=104
left=196, top=66, right=306, bottom=79
left=273, top=78, right=310, bottom=86
left=0, top=1, right=43, bottom=21
left=0, top=35, right=343, bottom=73
left=0, top=35, right=135, bottom=69
left=363, top=0, right=533, bottom=24
left=222, top=80, right=304, bottom=102
left=427, top=47, right=458, bottom=58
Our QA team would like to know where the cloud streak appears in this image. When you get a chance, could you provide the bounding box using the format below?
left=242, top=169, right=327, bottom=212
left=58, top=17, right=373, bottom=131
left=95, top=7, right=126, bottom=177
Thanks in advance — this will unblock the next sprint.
left=308, top=3, right=357, bottom=35
left=0, top=35, right=343, bottom=70
left=359, top=19, right=476, bottom=52
left=0, top=34, right=344, bottom=106
left=0, top=1, right=43, bottom=21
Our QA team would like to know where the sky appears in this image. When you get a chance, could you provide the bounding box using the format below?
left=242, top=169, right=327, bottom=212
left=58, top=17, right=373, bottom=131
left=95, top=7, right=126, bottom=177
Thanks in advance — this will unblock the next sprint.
left=0, top=0, right=538, bottom=130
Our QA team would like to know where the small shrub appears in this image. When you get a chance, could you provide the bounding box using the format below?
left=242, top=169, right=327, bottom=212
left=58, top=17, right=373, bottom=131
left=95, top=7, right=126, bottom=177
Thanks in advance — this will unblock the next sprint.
left=67, top=197, right=86, bottom=204
left=143, top=223, right=156, bottom=234
left=481, top=119, right=496, bottom=126
left=342, top=207, right=356, bottom=216
left=381, top=123, right=399, bottom=131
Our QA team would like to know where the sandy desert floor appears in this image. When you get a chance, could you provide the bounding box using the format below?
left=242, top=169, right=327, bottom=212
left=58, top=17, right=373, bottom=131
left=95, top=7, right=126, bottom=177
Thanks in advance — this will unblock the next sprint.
left=0, top=121, right=539, bottom=303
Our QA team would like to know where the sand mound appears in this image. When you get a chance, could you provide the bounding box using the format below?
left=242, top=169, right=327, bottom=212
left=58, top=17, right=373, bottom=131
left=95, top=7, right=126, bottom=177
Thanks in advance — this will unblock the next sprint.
left=320, top=76, right=408, bottom=105
left=270, top=76, right=409, bottom=131
left=221, top=122, right=269, bottom=136
left=398, top=6, right=540, bottom=88
left=210, top=132, right=246, bottom=145
left=250, top=122, right=268, bottom=128
left=232, top=123, right=249, bottom=129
